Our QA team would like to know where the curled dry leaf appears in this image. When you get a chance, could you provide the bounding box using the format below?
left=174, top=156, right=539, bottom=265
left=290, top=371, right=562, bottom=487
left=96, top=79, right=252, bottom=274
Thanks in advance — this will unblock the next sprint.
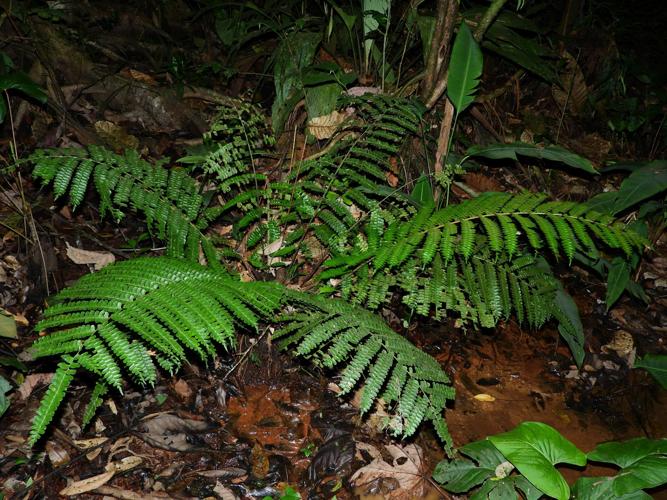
left=66, top=243, right=115, bottom=270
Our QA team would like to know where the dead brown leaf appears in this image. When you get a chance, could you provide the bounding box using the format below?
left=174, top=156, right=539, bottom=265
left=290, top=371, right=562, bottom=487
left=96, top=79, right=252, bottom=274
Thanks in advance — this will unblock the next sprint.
left=350, top=443, right=428, bottom=498
left=66, top=243, right=115, bottom=270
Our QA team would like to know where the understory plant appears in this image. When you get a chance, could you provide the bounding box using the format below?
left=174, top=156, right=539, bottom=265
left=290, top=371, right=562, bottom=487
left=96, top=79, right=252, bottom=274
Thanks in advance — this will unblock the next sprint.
left=23, top=91, right=645, bottom=452
left=19, top=14, right=650, bottom=460
left=433, top=422, right=667, bottom=500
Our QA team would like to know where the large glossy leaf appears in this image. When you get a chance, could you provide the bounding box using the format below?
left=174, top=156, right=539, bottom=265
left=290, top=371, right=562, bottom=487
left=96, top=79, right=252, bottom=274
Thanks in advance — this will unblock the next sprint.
left=588, top=161, right=667, bottom=215
left=483, top=23, right=559, bottom=83
left=488, top=422, right=586, bottom=500
left=571, top=476, right=651, bottom=500
left=433, top=439, right=504, bottom=493
left=587, top=438, right=667, bottom=496
left=588, top=438, right=667, bottom=469
left=634, top=354, right=667, bottom=389
left=466, top=142, right=597, bottom=174
left=447, top=22, right=483, bottom=114
left=362, top=0, right=389, bottom=67
left=410, top=175, right=434, bottom=207
left=0, top=71, right=48, bottom=122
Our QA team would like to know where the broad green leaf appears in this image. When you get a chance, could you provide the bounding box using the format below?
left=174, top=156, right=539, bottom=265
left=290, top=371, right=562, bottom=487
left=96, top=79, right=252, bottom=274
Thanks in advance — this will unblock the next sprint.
left=0, top=375, right=12, bottom=418
left=447, top=22, right=483, bottom=114
left=466, top=142, right=597, bottom=174
left=432, top=458, right=494, bottom=493
left=410, top=175, right=434, bottom=207
left=488, top=422, right=586, bottom=500
left=588, top=438, right=667, bottom=468
left=0, top=312, right=17, bottom=339
left=433, top=439, right=505, bottom=493
left=460, top=438, right=507, bottom=468
left=553, top=287, right=585, bottom=367
left=605, top=257, right=631, bottom=310
left=0, top=71, right=48, bottom=103
left=612, top=455, right=667, bottom=496
left=513, top=475, right=545, bottom=500
left=572, top=476, right=651, bottom=500
left=304, top=82, right=342, bottom=121
left=634, top=355, right=667, bottom=389
left=0, top=97, right=6, bottom=123
left=414, top=14, right=436, bottom=64
left=327, top=0, right=357, bottom=32
left=483, top=23, right=559, bottom=83
left=0, top=356, right=28, bottom=371
left=362, top=0, right=390, bottom=67
left=588, top=161, right=667, bottom=215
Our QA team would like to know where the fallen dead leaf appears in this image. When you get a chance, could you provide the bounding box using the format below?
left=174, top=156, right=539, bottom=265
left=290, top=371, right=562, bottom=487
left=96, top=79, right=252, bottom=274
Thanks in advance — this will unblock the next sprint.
left=350, top=443, right=427, bottom=498
left=307, top=110, right=346, bottom=140
left=59, top=470, right=115, bottom=496
left=66, top=243, right=115, bottom=270
left=18, top=373, right=53, bottom=399
left=173, top=378, right=192, bottom=400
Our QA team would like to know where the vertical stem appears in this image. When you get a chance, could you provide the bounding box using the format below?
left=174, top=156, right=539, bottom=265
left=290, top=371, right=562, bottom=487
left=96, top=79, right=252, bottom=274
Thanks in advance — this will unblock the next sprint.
left=473, top=0, right=508, bottom=42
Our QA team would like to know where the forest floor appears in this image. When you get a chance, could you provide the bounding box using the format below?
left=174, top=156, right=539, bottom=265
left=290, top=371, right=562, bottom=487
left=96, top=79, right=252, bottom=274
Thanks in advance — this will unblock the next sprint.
left=1, top=2, right=666, bottom=499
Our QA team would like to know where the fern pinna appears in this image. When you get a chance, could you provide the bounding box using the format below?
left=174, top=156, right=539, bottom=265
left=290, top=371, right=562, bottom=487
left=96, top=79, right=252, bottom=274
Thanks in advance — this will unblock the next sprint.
left=275, top=292, right=455, bottom=453
left=27, top=257, right=283, bottom=445
left=30, top=146, right=223, bottom=266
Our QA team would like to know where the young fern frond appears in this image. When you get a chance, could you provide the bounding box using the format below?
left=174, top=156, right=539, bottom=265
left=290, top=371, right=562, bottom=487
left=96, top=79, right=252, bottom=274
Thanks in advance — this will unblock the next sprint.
left=30, top=146, right=221, bottom=266
left=275, top=292, right=455, bottom=453
left=27, top=256, right=284, bottom=445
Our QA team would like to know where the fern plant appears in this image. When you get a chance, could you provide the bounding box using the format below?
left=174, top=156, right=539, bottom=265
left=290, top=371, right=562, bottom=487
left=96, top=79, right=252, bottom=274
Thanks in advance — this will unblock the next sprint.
left=220, top=93, right=425, bottom=267
left=30, top=145, right=224, bottom=266
left=26, top=256, right=283, bottom=445
left=26, top=256, right=454, bottom=448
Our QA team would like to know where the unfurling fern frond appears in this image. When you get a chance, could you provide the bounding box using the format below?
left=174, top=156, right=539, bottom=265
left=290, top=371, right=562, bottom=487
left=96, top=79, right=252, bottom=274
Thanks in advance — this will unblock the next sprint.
left=27, top=256, right=284, bottom=445
left=29, top=146, right=221, bottom=266
left=275, top=292, right=455, bottom=453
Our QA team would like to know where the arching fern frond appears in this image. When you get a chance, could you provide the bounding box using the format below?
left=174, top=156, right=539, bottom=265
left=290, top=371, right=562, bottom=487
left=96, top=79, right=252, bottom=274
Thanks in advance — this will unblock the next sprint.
left=27, top=256, right=283, bottom=445
left=324, top=192, right=645, bottom=315
left=30, top=146, right=221, bottom=266
left=275, top=292, right=455, bottom=453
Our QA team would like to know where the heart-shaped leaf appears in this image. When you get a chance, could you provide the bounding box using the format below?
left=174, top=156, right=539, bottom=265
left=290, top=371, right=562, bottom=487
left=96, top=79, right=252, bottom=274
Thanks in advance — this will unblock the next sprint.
left=489, top=422, right=586, bottom=500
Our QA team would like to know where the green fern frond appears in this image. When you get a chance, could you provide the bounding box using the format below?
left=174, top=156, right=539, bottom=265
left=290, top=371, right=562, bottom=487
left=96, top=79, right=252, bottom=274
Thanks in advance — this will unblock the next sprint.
left=82, top=381, right=108, bottom=428
left=27, top=256, right=284, bottom=445
left=275, top=292, right=455, bottom=452
left=30, top=146, right=221, bottom=266
left=28, top=355, right=79, bottom=446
